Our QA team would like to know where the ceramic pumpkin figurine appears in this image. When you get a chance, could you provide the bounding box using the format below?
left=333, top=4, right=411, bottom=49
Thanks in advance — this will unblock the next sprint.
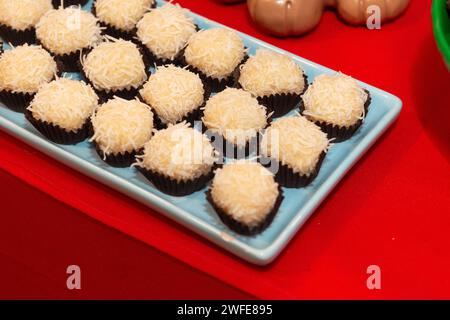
left=247, top=0, right=331, bottom=36
left=217, top=0, right=410, bottom=37
left=336, top=0, right=410, bottom=25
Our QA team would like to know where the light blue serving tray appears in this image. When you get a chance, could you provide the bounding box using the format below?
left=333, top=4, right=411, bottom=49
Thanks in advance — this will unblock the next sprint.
left=0, top=0, right=402, bottom=265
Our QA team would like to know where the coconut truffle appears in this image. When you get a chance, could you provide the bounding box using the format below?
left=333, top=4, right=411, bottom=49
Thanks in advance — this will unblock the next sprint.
left=261, top=116, right=329, bottom=176
left=91, top=97, right=153, bottom=157
left=0, top=44, right=57, bottom=94
left=302, top=73, right=369, bottom=128
left=237, top=49, right=306, bottom=118
left=0, top=0, right=52, bottom=33
left=136, top=122, right=216, bottom=182
left=202, top=88, right=268, bottom=148
left=81, top=39, right=147, bottom=95
left=239, top=49, right=306, bottom=97
left=139, top=65, right=205, bottom=125
left=36, top=7, right=101, bottom=56
left=94, top=0, right=155, bottom=35
left=136, top=3, right=196, bottom=63
left=208, top=161, right=281, bottom=235
left=28, top=78, right=98, bottom=132
left=184, top=28, right=245, bottom=81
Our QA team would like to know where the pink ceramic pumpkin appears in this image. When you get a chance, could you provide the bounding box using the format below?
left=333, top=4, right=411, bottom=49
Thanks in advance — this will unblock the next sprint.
left=216, top=0, right=410, bottom=37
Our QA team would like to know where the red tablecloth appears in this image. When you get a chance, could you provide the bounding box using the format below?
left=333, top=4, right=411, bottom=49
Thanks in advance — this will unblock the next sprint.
left=1, top=0, right=449, bottom=299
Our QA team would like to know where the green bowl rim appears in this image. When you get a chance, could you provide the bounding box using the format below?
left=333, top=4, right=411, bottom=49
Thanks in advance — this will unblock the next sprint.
left=432, top=0, right=450, bottom=69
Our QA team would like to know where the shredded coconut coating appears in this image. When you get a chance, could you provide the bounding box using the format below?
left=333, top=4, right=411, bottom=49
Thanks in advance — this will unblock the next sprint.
left=81, top=39, right=147, bottom=92
left=0, top=0, right=52, bottom=31
left=91, top=97, right=153, bottom=155
left=184, top=28, right=245, bottom=80
left=202, top=88, right=267, bottom=147
left=136, top=3, right=196, bottom=60
left=210, top=161, right=279, bottom=227
left=95, top=0, right=155, bottom=32
left=136, top=122, right=216, bottom=182
left=261, top=115, right=329, bottom=176
left=36, top=7, right=102, bottom=55
left=139, top=65, right=204, bottom=124
left=0, top=44, right=57, bottom=94
left=239, top=49, right=305, bottom=97
left=302, top=73, right=368, bottom=127
left=28, top=78, right=98, bottom=131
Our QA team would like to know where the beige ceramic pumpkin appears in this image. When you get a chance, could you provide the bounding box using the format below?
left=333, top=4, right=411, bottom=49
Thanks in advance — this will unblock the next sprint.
left=336, top=0, right=410, bottom=25
left=217, top=0, right=410, bottom=37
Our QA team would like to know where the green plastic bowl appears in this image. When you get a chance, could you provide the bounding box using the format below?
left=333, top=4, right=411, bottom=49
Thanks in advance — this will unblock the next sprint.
left=433, top=0, right=450, bottom=70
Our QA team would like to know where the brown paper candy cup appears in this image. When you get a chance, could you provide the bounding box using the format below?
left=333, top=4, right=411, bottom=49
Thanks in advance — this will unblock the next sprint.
left=0, top=24, right=36, bottom=46
left=79, top=54, right=150, bottom=103
left=235, top=70, right=308, bottom=118
left=152, top=107, right=204, bottom=130
left=96, top=87, right=142, bottom=104
left=222, top=138, right=253, bottom=159
left=179, top=50, right=249, bottom=93
left=52, top=0, right=89, bottom=8
left=137, top=25, right=201, bottom=67
left=37, top=39, right=88, bottom=73
left=25, top=108, right=92, bottom=145
left=93, top=142, right=142, bottom=167
left=204, top=132, right=261, bottom=159
left=139, top=44, right=183, bottom=67
left=138, top=166, right=216, bottom=197
left=267, top=152, right=326, bottom=188
left=206, top=186, right=284, bottom=236
left=55, top=50, right=84, bottom=73
left=0, top=90, right=35, bottom=113
left=257, top=93, right=302, bottom=118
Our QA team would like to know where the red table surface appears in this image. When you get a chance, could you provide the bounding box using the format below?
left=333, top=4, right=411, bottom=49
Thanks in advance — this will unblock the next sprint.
left=1, top=0, right=450, bottom=299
